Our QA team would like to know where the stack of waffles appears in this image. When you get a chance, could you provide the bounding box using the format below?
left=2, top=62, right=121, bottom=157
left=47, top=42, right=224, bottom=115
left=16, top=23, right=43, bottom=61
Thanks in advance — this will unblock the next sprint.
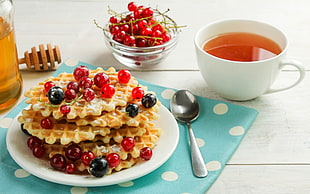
left=18, top=66, right=162, bottom=175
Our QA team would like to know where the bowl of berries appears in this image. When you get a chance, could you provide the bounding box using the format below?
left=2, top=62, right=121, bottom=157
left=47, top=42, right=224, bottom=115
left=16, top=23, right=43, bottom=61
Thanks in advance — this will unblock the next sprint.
left=96, top=2, right=180, bottom=68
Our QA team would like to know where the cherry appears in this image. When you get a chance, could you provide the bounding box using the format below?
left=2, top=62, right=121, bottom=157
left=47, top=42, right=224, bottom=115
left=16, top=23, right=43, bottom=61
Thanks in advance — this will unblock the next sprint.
left=27, top=136, right=42, bottom=150
left=132, top=87, right=144, bottom=99
left=65, top=163, right=76, bottom=174
left=118, top=69, right=131, bottom=84
left=65, top=89, right=76, bottom=100
left=73, top=66, right=89, bottom=81
left=83, top=88, right=96, bottom=102
left=100, top=84, right=115, bottom=98
left=41, top=118, right=53, bottom=129
left=60, top=104, right=71, bottom=115
left=121, top=137, right=135, bottom=151
left=81, top=151, right=96, bottom=166
left=94, top=72, right=110, bottom=88
left=65, top=144, right=82, bottom=161
left=32, top=145, right=46, bottom=158
left=67, top=81, right=80, bottom=93
left=50, top=154, right=66, bottom=171
left=44, top=81, right=55, bottom=93
left=106, top=153, right=121, bottom=168
left=140, top=147, right=153, bottom=160
left=79, top=77, right=93, bottom=89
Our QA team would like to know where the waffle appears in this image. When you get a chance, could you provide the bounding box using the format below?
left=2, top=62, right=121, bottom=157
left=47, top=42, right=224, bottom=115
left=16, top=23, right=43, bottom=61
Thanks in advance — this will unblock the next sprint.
left=43, top=123, right=162, bottom=175
left=24, top=67, right=148, bottom=119
left=19, top=66, right=163, bottom=176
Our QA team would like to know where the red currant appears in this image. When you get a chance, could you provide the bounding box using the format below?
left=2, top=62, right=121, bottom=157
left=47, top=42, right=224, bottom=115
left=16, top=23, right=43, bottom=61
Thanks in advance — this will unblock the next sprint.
left=162, top=33, right=171, bottom=42
left=32, top=145, right=46, bottom=158
left=79, top=77, right=93, bottom=89
left=132, top=87, right=144, bottom=99
left=41, top=118, right=53, bottom=129
left=140, top=147, right=153, bottom=160
left=142, top=7, right=154, bottom=17
left=67, top=81, right=80, bottom=93
left=113, top=31, right=126, bottom=43
left=60, top=104, right=71, bottom=115
left=65, top=163, right=76, bottom=174
left=140, top=27, right=152, bottom=36
left=81, top=151, right=96, bottom=166
left=94, top=73, right=109, bottom=88
left=65, top=89, right=76, bottom=100
left=124, top=35, right=136, bottom=46
left=106, top=153, right=121, bottom=168
left=109, top=16, right=118, bottom=23
left=73, top=66, right=89, bottom=81
left=128, top=2, right=137, bottom=11
left=118, top=69, right=131, bottom=84
left=83, top=88, right=96, bottom=102
left=44, top=81, right=55, bottom=93
left=121, top=137, right=135, bottom=151
left=120, top=24, right=130, bottom=33
left=50, top=154, right=66, bottom=171
left=100, top=84, right=115, bottom=98
left=136, top=38, right=147, bottom=47
left=27, top=136, right=42, bottom=150
left=65, top=144, right=82, bottom=161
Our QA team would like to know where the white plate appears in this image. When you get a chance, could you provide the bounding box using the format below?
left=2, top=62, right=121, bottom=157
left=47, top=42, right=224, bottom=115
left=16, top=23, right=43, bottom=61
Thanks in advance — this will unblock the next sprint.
left=6, top=106, right=179, bottom=187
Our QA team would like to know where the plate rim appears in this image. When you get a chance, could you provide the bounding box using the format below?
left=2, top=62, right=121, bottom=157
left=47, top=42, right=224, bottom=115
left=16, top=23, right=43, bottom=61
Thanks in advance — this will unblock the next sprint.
left=6, top=105, right=179, bottom=187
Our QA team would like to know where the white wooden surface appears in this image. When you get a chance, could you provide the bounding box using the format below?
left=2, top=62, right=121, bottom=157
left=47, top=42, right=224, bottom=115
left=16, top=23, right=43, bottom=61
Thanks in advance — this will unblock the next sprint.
left=1, top=0, right=310, bottom=193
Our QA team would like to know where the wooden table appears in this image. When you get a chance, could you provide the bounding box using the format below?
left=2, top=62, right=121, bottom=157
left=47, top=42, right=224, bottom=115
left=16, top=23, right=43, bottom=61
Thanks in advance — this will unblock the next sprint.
left=2, top=0, right=310, bottom=193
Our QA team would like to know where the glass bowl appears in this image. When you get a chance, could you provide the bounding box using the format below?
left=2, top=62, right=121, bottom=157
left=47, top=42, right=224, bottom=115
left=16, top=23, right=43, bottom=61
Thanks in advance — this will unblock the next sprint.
left=103, top=17, right=179, bottom=68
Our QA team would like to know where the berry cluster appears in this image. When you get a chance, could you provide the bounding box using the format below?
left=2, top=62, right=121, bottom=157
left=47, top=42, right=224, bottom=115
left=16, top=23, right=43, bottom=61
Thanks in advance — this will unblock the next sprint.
left=26, top=135, right=152, bottom=176
left=104, top=2, right=176, bottom=47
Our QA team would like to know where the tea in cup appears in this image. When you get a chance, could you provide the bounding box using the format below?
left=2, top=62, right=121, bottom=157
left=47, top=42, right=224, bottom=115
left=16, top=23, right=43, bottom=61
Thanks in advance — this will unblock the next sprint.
left=194, top=19, right=305, bottom=101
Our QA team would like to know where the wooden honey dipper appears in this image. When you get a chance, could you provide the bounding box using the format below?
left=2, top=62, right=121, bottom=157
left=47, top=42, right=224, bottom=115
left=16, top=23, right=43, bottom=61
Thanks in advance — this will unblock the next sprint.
left=18, top=44, right=61, bottom=71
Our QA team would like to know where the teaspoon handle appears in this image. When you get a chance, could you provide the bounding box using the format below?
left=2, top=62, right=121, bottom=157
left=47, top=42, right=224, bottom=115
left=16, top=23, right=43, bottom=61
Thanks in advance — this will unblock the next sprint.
left=186, top=122, right=208, bottom=178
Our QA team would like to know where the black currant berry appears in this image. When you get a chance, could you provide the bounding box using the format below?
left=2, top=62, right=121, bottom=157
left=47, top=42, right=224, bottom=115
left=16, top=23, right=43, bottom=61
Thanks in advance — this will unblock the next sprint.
left=126, top=103, right=139, bottom=117
left=141, top=93, right=157, bottom=108
left=47, top=86, right=65, bottom=105
left=89, top=157, right=109, bottom=177
left=21, top=124, right=31, bottom=136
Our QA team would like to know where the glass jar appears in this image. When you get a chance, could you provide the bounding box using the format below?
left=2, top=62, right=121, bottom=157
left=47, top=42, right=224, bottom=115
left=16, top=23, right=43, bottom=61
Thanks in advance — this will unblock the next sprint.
left=0, top=0, right=22, bottom=112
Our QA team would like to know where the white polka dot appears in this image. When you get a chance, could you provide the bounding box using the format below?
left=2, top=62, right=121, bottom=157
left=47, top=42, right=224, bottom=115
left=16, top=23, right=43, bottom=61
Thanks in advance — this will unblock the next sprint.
left=70, top=187, right=88, bottom=194
left=118, top=181, right=134, bottom=187
left=196, top=138, right=205, bottom=147
left=65, top=58, right=79, bottom=67
left=161, top=89, right=175, bottom=99
left=213, top=103, right=229, bottom=115
left=0, top=118, right=13, bottom=128
left=229, top=126, right=245, bottom=136
left=14, top=169, right=30, bottom=178
left=206, top=161, right=222, bottom=171
left=161, top=171, right=178, bottom=181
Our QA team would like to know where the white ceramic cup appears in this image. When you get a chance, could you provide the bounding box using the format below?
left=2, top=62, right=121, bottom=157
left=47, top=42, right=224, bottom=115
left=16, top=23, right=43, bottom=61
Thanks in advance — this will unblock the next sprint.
left=194, top=19, right=305, bottom=101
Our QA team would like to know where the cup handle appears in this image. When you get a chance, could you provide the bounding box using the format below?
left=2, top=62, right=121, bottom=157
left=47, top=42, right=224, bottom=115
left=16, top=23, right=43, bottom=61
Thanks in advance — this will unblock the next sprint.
left=266, top=60, right=305, bottom=94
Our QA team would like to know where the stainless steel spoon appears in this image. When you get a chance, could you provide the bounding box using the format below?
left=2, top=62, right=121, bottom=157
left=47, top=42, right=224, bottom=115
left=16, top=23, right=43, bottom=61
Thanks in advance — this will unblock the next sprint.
left=170, top=90, right=208, bottom=178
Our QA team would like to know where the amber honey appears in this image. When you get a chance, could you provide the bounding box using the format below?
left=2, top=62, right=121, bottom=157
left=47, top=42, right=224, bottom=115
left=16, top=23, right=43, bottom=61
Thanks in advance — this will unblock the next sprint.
left=203, top=32, right=282, bottom=62
left=0, top=18, right=22, bottom=112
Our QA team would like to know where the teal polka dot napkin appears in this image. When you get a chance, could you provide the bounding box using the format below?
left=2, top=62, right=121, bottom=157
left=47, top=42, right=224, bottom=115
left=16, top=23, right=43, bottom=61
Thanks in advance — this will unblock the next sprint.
left=0, top=61, right=258, bottom=194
